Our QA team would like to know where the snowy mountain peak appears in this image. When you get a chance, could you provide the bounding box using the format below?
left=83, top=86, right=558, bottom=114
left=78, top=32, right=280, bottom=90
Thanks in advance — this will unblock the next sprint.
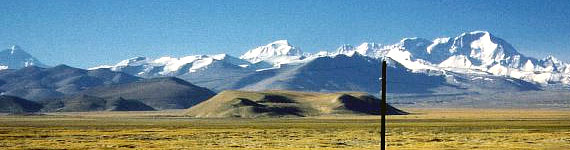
left=455, top=31, right=499, bottom=47
left=356, top=42, right=382, bottom=55
left=240, top=40, right=303, bottom=64
left=448, top=30, right=522, bottom=67
left=0, top=45, right=46, bottom=70
left=466, top=32, right=499, bottom=61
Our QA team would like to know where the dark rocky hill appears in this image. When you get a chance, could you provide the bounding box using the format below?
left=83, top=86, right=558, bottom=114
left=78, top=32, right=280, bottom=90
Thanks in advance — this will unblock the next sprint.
left=0, top=95, right=43, bottom=113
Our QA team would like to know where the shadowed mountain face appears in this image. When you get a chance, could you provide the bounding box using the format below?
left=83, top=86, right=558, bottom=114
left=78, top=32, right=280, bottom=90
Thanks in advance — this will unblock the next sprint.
left=0, top=95, right=43, bottom=113
left=187, top=90, right=408, bottom=118
left=106, top=97, right=155, bottom=111
left=0, top=65, right=141, bottom=101
left=236, top=55, right=540, bottom=96
left=238, top=54, right=451, bottom=94
left=41, top=95, right=155, bottom=112
left=80, top=77, right=216, bottom=110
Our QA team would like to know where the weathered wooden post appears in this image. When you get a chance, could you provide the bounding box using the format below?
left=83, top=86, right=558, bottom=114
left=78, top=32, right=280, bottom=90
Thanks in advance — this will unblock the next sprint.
left=381, top=60, right=387, bottom=150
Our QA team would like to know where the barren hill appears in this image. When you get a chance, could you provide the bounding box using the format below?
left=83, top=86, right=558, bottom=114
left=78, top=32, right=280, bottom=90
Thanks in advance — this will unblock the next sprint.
left=41, top=95, right=155, bottom=112
left=187, top=90, right=407, bottom=118
left=80, top=77, right=216, bottom=110
left=0, top=95, right=43, bottom=113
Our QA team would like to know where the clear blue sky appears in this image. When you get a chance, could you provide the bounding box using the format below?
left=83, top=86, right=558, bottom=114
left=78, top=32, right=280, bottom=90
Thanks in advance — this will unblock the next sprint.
left=1, top=0, right=569, bottom=68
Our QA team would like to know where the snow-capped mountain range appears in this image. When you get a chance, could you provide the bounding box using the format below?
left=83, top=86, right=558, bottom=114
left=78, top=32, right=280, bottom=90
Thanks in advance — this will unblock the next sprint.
left=333, top=31, right=570, bottom=84
left=3, top=30, right=569, bottom=97
left=91, top=54, right=252, bottom=77
left=2, top=31, right=568, bottom=108
left=90, top=31, right=569, bottom=87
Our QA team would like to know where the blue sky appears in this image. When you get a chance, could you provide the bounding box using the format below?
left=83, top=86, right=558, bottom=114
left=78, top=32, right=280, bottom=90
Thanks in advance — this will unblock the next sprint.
left=1, top=0, right=569, bottom=68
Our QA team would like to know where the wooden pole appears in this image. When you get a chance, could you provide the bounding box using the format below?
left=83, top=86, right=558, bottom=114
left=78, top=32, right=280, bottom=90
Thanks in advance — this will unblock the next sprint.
left=381, top=60, right=387, bottom=150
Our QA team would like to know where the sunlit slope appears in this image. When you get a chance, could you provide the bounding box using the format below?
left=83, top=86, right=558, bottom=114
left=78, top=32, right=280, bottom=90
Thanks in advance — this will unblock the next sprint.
left=187, top=90, right=407, bottom=118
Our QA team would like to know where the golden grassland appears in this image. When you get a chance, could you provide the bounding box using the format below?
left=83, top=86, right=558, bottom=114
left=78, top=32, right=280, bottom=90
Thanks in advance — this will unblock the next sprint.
left=0, top=108, right=568, bottom=150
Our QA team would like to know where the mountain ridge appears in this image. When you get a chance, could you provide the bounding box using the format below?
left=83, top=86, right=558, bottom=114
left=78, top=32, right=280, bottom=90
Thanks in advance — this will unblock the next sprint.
left=4, top=31, right=569, bottom=109
left=93, top=31, right=570, bottom=87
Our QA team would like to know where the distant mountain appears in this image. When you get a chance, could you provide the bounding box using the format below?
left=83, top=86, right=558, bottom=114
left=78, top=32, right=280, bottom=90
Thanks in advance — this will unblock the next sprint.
left=241, top=54, right=540, bottom=94
left=0, top=45, right=47, bottom=70
left=91, top=54, right=254, bottom=78
left=0, top=65, right=216, bottom=111
left=92, top=31, right=570, bottom=108
left=187, top=90, right=408, bottom=118
left=239, top=40, right=305, bottom=66
left=338, top=31, right=570, bottom=84
left=41, top=95, right=155, bottom=112
left=79, top=77, right=216, bottom=110
left=238, top=54, right=448, bottom=94
left=0, top=95, right=43, bottom=113
left=0, top=65, right=141, bottom=101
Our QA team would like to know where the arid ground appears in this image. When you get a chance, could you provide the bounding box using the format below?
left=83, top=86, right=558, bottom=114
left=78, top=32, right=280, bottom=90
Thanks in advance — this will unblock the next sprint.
left=0, top=108, right=568, bottom=150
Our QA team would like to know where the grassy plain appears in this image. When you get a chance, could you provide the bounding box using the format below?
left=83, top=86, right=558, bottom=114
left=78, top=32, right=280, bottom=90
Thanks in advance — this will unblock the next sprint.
left=0, top=108, right=568, bottom=150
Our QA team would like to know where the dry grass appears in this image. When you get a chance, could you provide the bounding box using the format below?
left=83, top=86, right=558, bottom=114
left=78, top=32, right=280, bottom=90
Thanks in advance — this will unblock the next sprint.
left=0, top=108, right=568, bottom=150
